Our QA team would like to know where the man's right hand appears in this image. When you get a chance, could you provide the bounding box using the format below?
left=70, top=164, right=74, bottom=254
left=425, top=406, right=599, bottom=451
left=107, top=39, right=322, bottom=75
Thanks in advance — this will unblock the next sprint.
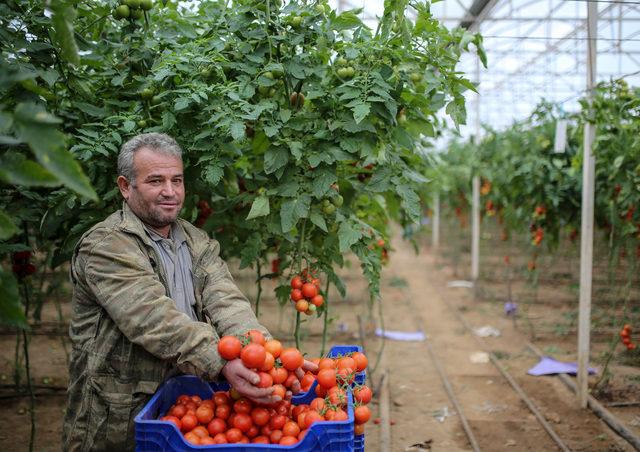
left=221, top=359, right=281, bottom=405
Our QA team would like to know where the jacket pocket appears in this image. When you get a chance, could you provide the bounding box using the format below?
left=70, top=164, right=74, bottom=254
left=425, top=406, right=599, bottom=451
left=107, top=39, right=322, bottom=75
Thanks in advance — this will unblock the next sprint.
left=85, top=376, right=157, bottom=452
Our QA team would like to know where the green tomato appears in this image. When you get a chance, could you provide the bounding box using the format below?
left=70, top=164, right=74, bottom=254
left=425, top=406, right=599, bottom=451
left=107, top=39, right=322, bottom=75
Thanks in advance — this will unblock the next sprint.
left=130, top=8, right=144, bottom=19
left=151, top=95, right=162, bottom=105
left=323, top=204, right=336, bottom=215
left=200, top=68, right=211, bottom=78
left=140, top=88, right=154, bottom=99
left=290, top=16, right=302, bottom=27
left=125, top=0, right=141, bottom=9
left=345, top=66, right=355, bottom=77
left=137, top=119, right=147, bottom=128
left=263, top=71, right=274, bottom=80
left=356, top=209, right=366, bottom=219
left=336, top=67, right=350, bottom=78
left=173, top=75, right=182, bottom=85
left=335, top=57, right=348, bottom=67
left=315, top=4, right=326, bottom=14
left=257, top=187, right=266, bottom=195
left=332, top=194, right=344, bottom=207
left=258, top=85, right=271, bottom=95
left=322, top=199, right=332, bottom=208
left=140, top=0, right=153, bottom=10
left=409, top=72, right=422, bottom=82
left=114, top=4, right=130, bottom=19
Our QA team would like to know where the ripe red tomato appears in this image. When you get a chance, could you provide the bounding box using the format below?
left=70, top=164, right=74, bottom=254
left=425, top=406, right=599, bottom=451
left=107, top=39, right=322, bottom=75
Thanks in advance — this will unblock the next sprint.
left=180, top=413, right=198, bottom=432
left=213, top=391, right=229, bottom=406
left=290, top=275, right=303, bottom=290
left=195, top=405, right=214, bottom=424
left=226, top=427, right=243, bottom=443
left=212, top=433, right=228, bottom=443
left=352, top=352, right=368, bottom=371
left=183, top=431, right=200, bottom=445
left=218, top=336, right=242, bottom=360
left=310, top=397, right=325, bottom=412
left=170, top=404, right=187, bottom=419
left=241, top=343, right=267, bottom=369
left=246, top=425, right=259, bottom=439
left=333, top=408, right=348, bottom=421
left=318, top=357, right=335, bottom=370
left=233, top=413, right=253, bottom=433
left=160, top=415, right=182, bottom=430
left=234, top=398, right=253, bottom=414
left=245, top=329, right=266, bottom=345
left=252, top=436, right=270, bottom=444
left=301, top=283, right=318, bottom=299
left=284, top=372, right=298, bottom=389
left=190, top=395, right=202, bottom=404
left=280, top=348, right=304, bottom=370
left=177, top=394, right=191, bottom=405
left=264, top=339, right=283, bottom=358
left=282, top=421, right=300, bottom=437
left=260, top=352, right=275, bottom=372
left=302, top=410, right=323, bottom=429
left=300, top=372, right=315, bottom=391
left=200, top=436, right=216, bottom=445
left=310, top=295, right=324, bottom=307
left=251, top=407, right=270, bottom=426
left=215, top=404, right=231, bottom=420
left=257, top=371, right=273, bottom=388
left=280, top=435, right=298, bottom=445
left=337, top=356, right=356, bottom=371
left=354, top=405, right=371, bottom=424
left=191, top=425, right=209, bottom=438
left=354, top=423, right=365, bottom=435
left=269, top=367, right=288, bottom=384
left=272, top=383, right=286, bottom=400
left=353, top=385, right=372, bottom=404
left=317, top=368, right=337, bottom=389
left=295, top=299, right=309, bottom=313
left=269, top=413, right=287, bottom=430
left=207, top=418, right=226, bottom=436
left=270, top=429, right=284, bottom=444
left=290, top=289, right=303, bottom=301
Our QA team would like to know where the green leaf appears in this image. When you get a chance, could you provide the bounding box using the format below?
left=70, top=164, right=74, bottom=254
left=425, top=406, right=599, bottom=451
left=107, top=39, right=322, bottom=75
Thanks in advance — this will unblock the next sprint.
left=174, top=97, right=190, bottom=111
left=264, top=147, right=289, bottom=174
left=338, top=221, right=363, bottom=253
left=239, top=233, right=263, bottom=269
left=0, top=152, right=59, bottom=187
left=74, top=102, right=107, bottom=118
left=312, top=169, right=337, bottom=198
left=0, top=269, right=27, bottom=329
left=203, top=161, right=224, bottom=187
left=13, top=103, right=97, bottom=200
left=252, top=131, right=270, bottom=154
left=396, top=183, right=421, bottom=223
left=246, top=196, right=270, bottom=220
left=51, top=0, right=80, bottom=66
left=280, top=196, right=310, bottom=233
left=229, top=121, right=245, bottom=141
left=332, top=10, right=364, bottom=31
left=123, top=120, right=136, bottom=132
left=0, top=209, right=19, bottom=240
left=352, top=102, right=370, bottom=124
left=309, top=212, right=328, bottom=232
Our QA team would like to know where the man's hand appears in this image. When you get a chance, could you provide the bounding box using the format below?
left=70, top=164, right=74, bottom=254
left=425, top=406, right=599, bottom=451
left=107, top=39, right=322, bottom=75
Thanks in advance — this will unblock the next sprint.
left=287, top=359, right=319, bottom=396
left=221, top=359, right=280, bottom=405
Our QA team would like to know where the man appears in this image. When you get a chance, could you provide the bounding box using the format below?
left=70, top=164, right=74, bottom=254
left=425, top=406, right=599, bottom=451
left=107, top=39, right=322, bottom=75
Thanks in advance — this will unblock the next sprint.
left=63, top=133, right=308, bottom=450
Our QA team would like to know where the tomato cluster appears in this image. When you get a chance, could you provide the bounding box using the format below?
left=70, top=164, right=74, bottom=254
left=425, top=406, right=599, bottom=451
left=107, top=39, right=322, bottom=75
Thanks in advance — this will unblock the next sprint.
left=113, top=0, right=153, bottom=21
left=160, top=333, right=372, bottom=446
left=620, top=325, right=636, bottom=351
left=289, top=270, right=323, bottom=316
left=11, top=251, right=36, bottom=279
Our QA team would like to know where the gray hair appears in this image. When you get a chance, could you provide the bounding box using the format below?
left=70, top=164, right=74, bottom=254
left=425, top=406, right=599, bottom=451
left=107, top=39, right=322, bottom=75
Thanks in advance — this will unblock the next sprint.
left=118, top=133, right=183, bottom=184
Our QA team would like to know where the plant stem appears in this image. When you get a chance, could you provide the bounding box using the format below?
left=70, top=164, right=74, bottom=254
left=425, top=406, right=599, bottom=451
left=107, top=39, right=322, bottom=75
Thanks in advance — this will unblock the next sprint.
left=294, top=311, right=301, bottom=350
left=369, top=294, right=386, bottom=380
left=21, top=282, right=36, bottom=452
left=255, top=260, right=262, bottom=318
left=320, top=278, right=331, bottom=356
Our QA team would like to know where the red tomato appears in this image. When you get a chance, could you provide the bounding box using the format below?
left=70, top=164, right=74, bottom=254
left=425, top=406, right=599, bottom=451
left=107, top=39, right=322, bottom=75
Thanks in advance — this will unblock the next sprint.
left=195, top=405, right=214, bottom=424
left=269, top=413, right=287, bottom=430
left=234, top=398, right=253, bottom=414
left=191, top=425, right=209, bottom=438
left=212, top=433, right=228, bottom=444
left=354, top=405, right=371, bottom=424
left=270, top=367, right=288, bottom=384
left=180, top=413, right=198, bottom=432
left=310, top=294, right=324, bottom=307
left=256, top=371, right=273, bottom=388
left=200, top=399, right=215, bottom=410
left=252, top=435, right=270, bottom=444
left=315, top=384, right=327, bottom=398
left=272, top=384, right=286, bottom=400
left=301, top=283, right=318, bottom=299
left=245, top=329, right=266, bottom=345
left=284, top=372, right=298, bottom=389
left=207, top=418, right=226, bottom=436
left=290, top=289, right=303, bottom=301
left=269, top=429, right=284, bottom=444
left=317, top=368, right=337, bottom=389
left=318, top=358, right=335, bottom=370
left=300, top=372, right=315, bottom=391
left=333, top=408, right=348, bottom=421
left=280, top=436, right=298, bottom=445
left=337, top=367, right=354, bottom=383
left=260, top=351, right=275, bottom=372
left=160, top=415, right=181, bottom=430
left=337, top=356, right=356, bottom=371
left=290, top=275, right=303, bottom=290
left=241, top=343, right=267, bottom=369
left=352, top=352, right=368, bottom=371
left=251, top=407, right=270, bottom=426
left=280, top=348, right=304, bottom=371
left=215, top=404, right=231, bottom=420
left=177, top=394, right=191, bottom=405
left=218, top=336, right=242, bottom=360
left=303, top=410, right=323, bottom=429
left=275, top=399, right=291, bottom=416
left=183, top=431, right=200, bottom=445
left=213, top=391, right=229, bottom=406
left=233, top=413, right=253, bottom=433
left=295, top=299, right=309, bottom=313
left=291, top=404, right=308, bottom=419
left=282, top=421, right=301, bottom=437
left=170, top=404, right=187, bottom=419
left=353, top=385, right=372, bottom=404
left=200, top=436, right=216, bottom=445
left=226, top=427, right=243, bottom=443
left=354, top=423, right=365, bottom=435
left=264, top=339, right=282, bottom=358
left=327, top=387, right=346, bottom=406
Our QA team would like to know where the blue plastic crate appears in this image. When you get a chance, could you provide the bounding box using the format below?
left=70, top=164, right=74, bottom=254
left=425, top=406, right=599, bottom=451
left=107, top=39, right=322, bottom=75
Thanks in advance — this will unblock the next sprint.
left=134, top=375, right=358, bottom=451
left=353, top=434, right=365, bottom=452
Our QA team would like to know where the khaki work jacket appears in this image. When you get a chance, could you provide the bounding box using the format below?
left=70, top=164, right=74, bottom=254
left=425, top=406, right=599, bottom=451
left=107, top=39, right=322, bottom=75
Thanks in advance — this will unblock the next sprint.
left=62, top=203, right=267, bottom=451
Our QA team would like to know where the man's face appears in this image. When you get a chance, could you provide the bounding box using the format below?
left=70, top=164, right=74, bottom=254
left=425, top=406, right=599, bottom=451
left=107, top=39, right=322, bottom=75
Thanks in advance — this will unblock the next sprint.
left=117, top=147, right=185, bottom=230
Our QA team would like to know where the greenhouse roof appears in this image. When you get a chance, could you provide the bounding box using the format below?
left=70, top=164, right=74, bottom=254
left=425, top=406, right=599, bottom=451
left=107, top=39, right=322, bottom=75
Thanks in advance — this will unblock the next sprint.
left=331, top=0, right=640, bottom=135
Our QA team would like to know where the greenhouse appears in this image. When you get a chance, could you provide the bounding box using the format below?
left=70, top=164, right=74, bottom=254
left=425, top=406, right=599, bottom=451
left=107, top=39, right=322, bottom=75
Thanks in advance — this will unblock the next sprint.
left=0, top=0, right=638, bottom=450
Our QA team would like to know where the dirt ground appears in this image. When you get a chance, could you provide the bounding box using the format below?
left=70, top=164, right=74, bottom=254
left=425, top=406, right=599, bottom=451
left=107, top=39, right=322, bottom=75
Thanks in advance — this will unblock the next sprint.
left=0, top=224, right=638, bottom=451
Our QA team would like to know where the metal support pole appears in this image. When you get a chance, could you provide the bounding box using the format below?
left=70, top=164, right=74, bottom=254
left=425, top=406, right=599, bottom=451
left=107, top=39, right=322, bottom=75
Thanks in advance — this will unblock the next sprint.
left=577, top=1, right=598, bottom=409
left=432, top=192, right=440, bottom=249
left=471, top=56, right=481, bottom=283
